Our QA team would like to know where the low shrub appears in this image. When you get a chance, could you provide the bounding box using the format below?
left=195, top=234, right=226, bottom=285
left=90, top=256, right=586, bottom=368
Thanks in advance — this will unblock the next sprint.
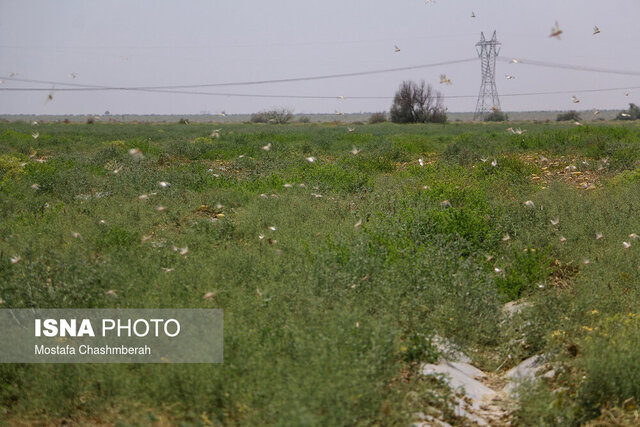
left=556, top=111, right=581, bottom=122
left=368, top=112, right=387, bottom=124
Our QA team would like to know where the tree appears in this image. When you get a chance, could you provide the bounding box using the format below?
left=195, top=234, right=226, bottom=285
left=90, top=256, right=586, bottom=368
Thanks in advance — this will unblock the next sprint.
left=390, top=80, right=447, bottom=124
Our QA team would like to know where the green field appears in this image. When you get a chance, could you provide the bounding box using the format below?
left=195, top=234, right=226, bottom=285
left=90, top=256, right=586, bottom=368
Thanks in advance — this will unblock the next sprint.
left=2, top=121, right=640, bottom=425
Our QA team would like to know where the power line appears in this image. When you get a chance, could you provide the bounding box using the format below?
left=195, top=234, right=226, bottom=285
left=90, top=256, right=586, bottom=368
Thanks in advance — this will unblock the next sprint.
left=498, top=57, right=640, bottom=77
left=492, top=86, right=640, bottom=98
left=0, top=34, right=477, bottom=51
left=2, top=84, right=639, bottom=101
left=448, top=85, right=640, bottom=99
left=0, top=58, right=477, bottom=91
left=3, top=58, right=639, bottom=94
left=0, top=86, right=390, bottom=99
left=1, top=56, right=639, bottom=102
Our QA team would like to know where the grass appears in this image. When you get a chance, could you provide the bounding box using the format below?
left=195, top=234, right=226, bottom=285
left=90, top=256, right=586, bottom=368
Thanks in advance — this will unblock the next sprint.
left=1, top=121, right=640, bottom=425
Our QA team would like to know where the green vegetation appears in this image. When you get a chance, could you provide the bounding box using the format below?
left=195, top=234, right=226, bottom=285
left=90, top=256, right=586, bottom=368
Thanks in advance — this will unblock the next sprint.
left=485, top=109, right=508, bottom=122
left=556, top=110, right=582, bottom=122
left=250, top=108, right=294, bottom=124
left=368, top=111, right=388, bottom=124
left=616, top=103, right=640, bottom=121
left=1, top=121, right=640, bottom=424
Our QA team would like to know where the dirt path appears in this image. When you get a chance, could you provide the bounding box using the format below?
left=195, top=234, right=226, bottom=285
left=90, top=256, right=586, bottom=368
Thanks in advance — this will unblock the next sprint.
left=415, top=358, right=514, bottom=426
left=414, top=304, right=551, bottom=426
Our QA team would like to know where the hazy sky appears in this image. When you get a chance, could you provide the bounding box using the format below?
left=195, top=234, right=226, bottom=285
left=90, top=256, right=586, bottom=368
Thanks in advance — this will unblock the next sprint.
left=0, top=0, right=638, bottom=114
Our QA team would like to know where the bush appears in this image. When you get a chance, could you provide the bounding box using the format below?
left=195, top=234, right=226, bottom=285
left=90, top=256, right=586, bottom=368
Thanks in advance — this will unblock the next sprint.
left=390, top=80, right=447, bottom=124
left=577, top=313, right=640, bottom=422
left=249, top=112, right=268, bottom=123
left=616, top=103, right=640, bottom=120
left=402, top=333, right=439, bottom=363
left=556, top=111, right=581, bottom=122
left=485, top=110, right=508, bottom=122
left=297, top=116, right=311, bottom=123
left=368, top=112, right=387, bottom=124
left=0, top=154, right=27, bottom=186
left=250, top=108, right=293, bottom=124
left=495, top=247, right=551, bottom=301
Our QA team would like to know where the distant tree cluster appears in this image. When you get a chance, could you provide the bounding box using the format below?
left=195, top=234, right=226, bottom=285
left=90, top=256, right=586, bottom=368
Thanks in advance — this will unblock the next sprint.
left=485, top=110, right=508, bottom=122
left=368, top=112, right=387, bottom=124
left=556, top=110, right=582, bottom=122
left=390, top=80, right=447, bottom=124
left=250, top=108, right=294, bottom=124
left=617, top=103, right=640, bottom=120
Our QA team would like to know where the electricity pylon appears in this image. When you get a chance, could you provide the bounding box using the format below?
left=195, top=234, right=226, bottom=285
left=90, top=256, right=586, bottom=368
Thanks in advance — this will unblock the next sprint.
left=474, top=31, right=501, bottom=121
